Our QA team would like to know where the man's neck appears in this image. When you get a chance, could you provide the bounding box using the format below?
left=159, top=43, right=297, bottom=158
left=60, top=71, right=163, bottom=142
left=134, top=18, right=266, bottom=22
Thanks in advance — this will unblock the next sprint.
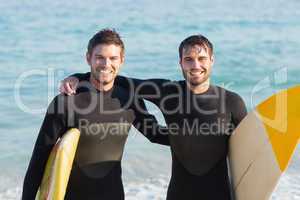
left=90, top=76, right=114, bottom=92
left=186, top=78, right=210, bottom=94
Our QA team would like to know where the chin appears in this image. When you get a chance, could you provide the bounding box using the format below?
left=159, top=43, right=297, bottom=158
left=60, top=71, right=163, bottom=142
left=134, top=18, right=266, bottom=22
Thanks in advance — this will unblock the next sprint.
left=189, top=77, right=208, bottom=86
left=100, top=79, right=112, bottom=85
left=100, top=75, right=114, bottom=82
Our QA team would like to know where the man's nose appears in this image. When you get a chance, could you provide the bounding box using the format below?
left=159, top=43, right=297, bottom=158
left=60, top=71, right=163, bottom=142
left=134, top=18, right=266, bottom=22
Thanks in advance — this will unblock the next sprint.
left=101, top=58, right=110, bottom=66
left=191, top=60, right=203, bottom=69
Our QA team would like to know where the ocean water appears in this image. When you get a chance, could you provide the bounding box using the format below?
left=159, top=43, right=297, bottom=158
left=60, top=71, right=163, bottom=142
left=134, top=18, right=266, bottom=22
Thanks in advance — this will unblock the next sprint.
left=0, top=0, right=299, bottom=199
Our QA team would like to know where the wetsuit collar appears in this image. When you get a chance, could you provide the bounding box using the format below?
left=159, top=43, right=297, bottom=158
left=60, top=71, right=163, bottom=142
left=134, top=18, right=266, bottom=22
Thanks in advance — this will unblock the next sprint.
left=182, top=81, right=215, bottom=96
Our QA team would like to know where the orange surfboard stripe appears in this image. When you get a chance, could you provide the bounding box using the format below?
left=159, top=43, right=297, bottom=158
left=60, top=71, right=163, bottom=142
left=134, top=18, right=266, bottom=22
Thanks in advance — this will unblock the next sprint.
left=256, top=85, right=300, bottom=171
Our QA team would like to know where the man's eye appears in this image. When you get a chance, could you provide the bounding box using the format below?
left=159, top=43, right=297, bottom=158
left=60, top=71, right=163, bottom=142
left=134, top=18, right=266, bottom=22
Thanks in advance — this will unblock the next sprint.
left=111, top=57, right=118, bottom=60
left=184, top=57, right=192, bottom=62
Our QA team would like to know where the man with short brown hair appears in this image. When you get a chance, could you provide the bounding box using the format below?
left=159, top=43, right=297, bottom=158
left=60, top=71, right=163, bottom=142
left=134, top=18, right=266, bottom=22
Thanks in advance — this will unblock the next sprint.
left=22, top=29, right=168, bottom=200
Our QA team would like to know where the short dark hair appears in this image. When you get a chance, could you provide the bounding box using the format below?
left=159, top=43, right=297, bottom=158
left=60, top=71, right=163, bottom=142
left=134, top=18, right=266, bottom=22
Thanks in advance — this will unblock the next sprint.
left=87, top=28, right=125, bottom=55
left=179, top=34, right=213, bottom=59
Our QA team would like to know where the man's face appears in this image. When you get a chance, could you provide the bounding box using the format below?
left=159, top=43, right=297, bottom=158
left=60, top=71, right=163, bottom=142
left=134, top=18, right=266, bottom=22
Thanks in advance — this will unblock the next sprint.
left=87, top=44, right=124, bottom=85
left=180, top=45, right=214, bottom=86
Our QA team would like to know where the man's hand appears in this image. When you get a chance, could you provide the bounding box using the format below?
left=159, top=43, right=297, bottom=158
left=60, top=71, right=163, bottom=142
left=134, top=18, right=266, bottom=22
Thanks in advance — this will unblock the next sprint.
left=59, top=76, right=79, bottom=95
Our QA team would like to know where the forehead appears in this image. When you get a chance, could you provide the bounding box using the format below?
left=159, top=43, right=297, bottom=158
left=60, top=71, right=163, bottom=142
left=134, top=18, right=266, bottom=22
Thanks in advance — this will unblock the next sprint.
left=91, top=44, right=122, bottom=55
left=182, top=45, right=210, bottom=57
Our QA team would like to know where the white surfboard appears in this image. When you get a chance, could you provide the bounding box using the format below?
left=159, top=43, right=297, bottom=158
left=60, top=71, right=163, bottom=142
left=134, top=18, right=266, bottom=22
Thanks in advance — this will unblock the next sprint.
left=229, top=85, right=300, bottom=200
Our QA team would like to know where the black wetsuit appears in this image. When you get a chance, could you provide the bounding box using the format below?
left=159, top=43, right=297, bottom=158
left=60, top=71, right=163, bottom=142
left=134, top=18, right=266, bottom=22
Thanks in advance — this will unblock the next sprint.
left=72, top=73, right=247, bottom=200
left=22, top=82, right=168, bottom=200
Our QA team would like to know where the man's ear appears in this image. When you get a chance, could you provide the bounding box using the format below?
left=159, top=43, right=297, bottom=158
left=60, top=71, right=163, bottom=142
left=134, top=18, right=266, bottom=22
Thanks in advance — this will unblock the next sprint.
left=210, top=55, right=214, bottom=65
left=86, top=52, right=91, bottom=65
left=121, top=54, right=125, bottom=65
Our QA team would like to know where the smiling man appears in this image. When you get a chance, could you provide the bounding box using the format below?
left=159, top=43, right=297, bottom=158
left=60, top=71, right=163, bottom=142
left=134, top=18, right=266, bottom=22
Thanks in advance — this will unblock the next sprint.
left=60, top=34, right=247, bottom=200
left=88, top=38, right=122, bottom=91
left=22, top=29, right=168, bottom=200
left=180, top=38, right=213, bottom=93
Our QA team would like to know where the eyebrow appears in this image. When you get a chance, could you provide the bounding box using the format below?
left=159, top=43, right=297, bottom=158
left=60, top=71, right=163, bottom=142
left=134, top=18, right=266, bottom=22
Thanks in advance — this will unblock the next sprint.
left=94, top=54, right=120, bottom=59
left=183, top=55, right=208, bottom=58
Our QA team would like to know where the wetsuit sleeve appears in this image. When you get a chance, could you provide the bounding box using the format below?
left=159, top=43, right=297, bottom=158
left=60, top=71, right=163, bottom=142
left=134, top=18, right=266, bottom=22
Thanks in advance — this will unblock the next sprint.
left=71, top=72, right=90, bottom=81
left=115, top=75, right=171, bottom=107
left=22, top=96, right=67, bottom=200
left=69, top=72, right=171, bottom=107
left=230, top=93, right=248, bottom=127
left=132, top=98, right=169, bottom=146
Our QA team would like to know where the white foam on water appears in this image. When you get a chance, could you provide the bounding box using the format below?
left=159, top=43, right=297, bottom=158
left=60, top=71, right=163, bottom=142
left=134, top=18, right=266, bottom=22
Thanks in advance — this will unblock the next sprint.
left=1, top=173, right=299, bottom=200
left=271, top=145, right=300, bottom=200
left=0, top=177, right=169, bottom=200
left=272, top=174, right=300, bottom=200
left=124, top=175, right=169, bottom=200
left=0, top=187, right=21, bottom=200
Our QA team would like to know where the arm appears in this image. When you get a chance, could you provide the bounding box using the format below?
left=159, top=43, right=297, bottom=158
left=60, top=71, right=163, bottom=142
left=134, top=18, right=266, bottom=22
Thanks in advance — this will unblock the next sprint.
left=72, top=72, right=90, bottom=81
left=22, top=96, right=67, bottom=200
left=69, top=72, right=170, bottom=96
left=231, top=93, right=248, bottom=127
left=62, top=72, right=171, bottom=106
left=132, top=98, right=169, bottom=146
left=116, top=76, right=173, bottom=107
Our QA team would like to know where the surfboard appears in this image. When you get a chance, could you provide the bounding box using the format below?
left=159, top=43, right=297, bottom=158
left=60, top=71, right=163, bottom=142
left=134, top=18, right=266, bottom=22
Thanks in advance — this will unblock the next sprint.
left=35, top=128, right=80, bottom=200
left=229, top=85, right=300, bottom=200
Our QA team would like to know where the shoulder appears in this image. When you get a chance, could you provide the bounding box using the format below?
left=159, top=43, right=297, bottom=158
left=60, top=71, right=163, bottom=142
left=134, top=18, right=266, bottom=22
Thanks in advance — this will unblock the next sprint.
left=216, top=86, right=244, bottom=102
left=113, top=85, right=130, bottom=97
left=112, top=85, right=133, bottom=106
left=116, top=75, right=133, bottom=82
left=215, top=86, right=246, bottom=109
left=50, top=94, right=68, bottom=105
left=162, top=80, right=183, bottom=90
left=46, top=94, right=68, bottom=114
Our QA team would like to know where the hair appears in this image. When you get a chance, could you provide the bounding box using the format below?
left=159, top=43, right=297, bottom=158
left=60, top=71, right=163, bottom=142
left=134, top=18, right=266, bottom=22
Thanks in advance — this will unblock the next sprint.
left=179, top=34, right=213, bottom=59
left=87, top=28, right=125, bottom=55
